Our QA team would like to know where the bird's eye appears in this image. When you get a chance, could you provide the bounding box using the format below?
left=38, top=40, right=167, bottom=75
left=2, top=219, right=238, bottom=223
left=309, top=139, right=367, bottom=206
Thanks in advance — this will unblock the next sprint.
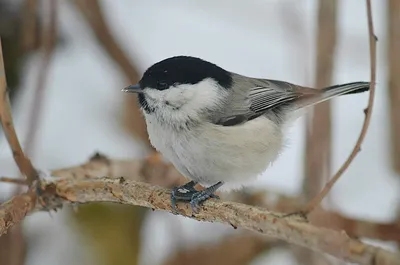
left=157, top=81, right=168, bottom=90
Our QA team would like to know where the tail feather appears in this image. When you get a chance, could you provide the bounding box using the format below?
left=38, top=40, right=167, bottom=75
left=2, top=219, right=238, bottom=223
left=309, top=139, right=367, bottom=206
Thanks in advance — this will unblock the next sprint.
left=322, top=81, right=370, bottom=97
left=296, top=81, right=370, bottom=109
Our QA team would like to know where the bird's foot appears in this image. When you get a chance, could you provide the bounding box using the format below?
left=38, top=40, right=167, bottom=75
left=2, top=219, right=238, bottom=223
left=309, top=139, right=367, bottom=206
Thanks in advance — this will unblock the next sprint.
left=171, top=181, right=223, bottom=214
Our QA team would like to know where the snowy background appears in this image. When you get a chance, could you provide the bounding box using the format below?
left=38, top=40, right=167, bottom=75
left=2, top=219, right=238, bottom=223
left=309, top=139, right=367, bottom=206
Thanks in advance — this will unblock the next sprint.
left=0, top=0, right=399, bottom=264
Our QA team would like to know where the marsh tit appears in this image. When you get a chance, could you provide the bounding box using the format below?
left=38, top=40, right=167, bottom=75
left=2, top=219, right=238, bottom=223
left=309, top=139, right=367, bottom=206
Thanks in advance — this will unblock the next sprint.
left=122, top=56, right=370, bottom=213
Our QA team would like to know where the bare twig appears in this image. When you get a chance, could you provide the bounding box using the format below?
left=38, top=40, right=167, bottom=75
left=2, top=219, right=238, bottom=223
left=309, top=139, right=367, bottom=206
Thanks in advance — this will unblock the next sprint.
left=24, top=0, right=57, bottom=157
left=304, top=0, right=377, bottom=214
left=0, top=39, right=37, bottom=184
left=0, top=177, right=28, bottom=185
left=0, top=177, right=399, bottom=265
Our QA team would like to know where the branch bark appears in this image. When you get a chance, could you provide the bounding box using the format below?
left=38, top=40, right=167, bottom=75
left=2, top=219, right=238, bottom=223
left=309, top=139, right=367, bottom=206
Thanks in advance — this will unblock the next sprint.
left=0, top=157, right=399, bottom=264
left=1, top=177, right=398, bottom=265
left=2, top=156, right=400, bottom=241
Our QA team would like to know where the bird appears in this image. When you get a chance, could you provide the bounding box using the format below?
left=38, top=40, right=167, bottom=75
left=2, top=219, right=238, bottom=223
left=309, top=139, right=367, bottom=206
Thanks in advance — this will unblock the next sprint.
left=122, top=55, right=370, bottom=213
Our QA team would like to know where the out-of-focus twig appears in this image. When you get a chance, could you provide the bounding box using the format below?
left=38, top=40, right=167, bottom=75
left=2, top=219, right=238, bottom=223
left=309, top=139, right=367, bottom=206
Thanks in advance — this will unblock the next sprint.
left=0, top=39, right=37, bottom=184
left=73, top=0, right=152, bottom=149
left=0, top=177, right=28, bottom=185
left=162, top=233, right=272, bottom=265
left=304, top=0, right=377, bottom=214
left=388, top=0, right=400, bottom=174
left=24, top=0, right=57, bottom=157
left=20, top=0, right=39, bottom=52
left=304, top=0, right=337, bottom=205
left=301, top=1, right=337, bottom=264
left=0, top=224, right=27, bottom=265
left=279, top=3, right=327, bottom=263
left=387, top=0, right=400, bottom=248
left=271, top=195, right=400, bottom=242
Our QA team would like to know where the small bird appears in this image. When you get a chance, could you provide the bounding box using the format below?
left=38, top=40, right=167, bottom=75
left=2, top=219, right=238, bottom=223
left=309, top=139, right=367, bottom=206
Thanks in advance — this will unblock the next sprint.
left=122, top=56, right=370, bottom=213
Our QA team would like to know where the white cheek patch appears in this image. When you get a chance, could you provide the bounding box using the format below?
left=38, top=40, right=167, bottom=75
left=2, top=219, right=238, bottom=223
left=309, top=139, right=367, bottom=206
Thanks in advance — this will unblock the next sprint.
left=183, top=79, right=222, bottom=110
left=145, top=89, right=165, bottom=103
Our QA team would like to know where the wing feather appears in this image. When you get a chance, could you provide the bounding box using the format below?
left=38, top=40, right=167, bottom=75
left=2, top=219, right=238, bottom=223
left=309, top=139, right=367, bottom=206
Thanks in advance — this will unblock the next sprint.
left=214, top=77, right=304, bottom=126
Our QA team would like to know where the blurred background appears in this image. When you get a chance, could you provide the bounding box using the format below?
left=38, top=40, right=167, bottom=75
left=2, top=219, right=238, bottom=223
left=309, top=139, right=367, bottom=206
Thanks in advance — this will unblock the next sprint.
left=0, top=0, right=399, bottom=264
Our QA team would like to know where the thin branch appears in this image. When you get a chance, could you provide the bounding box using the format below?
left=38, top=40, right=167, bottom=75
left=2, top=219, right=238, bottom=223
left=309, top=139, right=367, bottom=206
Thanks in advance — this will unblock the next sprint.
left=0, top=39, right=37, bottom=184
left=0, top=192, right=36, bottom=235
left=24, top=0, right=57, bottom=157
left=0, top=177, right=28, bottom=185
left=0, top=177, right=399, bottom=265
left=304, top=0, right=377, bottom=214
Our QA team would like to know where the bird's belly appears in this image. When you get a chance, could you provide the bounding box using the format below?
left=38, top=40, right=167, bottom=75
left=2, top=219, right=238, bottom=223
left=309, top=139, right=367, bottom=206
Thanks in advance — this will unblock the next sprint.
left=146, top=116, right=284, bottom=191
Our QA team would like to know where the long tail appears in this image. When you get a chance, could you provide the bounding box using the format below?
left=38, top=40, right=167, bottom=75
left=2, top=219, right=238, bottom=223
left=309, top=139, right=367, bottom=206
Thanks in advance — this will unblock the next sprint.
left=296, top=81, right=370, bottom=109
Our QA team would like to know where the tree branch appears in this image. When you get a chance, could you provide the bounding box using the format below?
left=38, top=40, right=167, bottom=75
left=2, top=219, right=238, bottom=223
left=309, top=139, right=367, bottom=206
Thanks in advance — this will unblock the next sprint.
left=0, top=177, right=398, bottom=265
left=0, top=156, right=397, bottom=264
left=0, top=192, right=36, bottom=235
left=0, top=39, right=37, bottom=184
left=2, top=156, right=400, bottom=242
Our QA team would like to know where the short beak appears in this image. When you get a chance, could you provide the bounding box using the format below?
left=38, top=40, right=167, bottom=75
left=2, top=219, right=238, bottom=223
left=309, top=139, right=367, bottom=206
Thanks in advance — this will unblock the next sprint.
left=122, top=84, right=142, bottom=93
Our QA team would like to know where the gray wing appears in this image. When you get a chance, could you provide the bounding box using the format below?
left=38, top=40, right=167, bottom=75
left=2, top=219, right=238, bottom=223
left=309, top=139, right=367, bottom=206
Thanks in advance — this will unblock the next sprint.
left=214, top=75, right=307, bottom=126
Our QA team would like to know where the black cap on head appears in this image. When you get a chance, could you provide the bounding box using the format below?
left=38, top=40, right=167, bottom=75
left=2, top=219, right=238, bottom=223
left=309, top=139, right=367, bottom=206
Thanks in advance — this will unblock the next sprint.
left=139, top=56, right=233, bottom=91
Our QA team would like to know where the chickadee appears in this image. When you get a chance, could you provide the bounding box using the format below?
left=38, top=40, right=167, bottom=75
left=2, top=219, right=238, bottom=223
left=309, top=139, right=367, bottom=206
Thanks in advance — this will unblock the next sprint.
left=122, top=56, right=370, bottom=213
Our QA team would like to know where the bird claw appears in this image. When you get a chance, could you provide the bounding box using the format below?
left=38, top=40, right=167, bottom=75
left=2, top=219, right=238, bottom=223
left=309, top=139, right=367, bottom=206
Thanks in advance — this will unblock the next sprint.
left=170, top=181, right=223, bottom=214
left=189, top=189, right=221, bottom=214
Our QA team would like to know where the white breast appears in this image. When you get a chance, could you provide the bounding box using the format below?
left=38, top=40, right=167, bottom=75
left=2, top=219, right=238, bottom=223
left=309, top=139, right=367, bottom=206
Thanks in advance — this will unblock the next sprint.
left=144, top=114, right=285, bottom=192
